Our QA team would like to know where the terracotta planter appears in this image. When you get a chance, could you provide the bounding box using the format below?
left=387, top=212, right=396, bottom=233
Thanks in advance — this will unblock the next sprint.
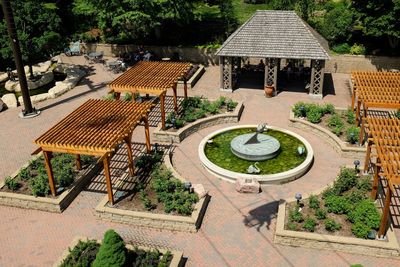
left=264, top=85, right=274, bottom=98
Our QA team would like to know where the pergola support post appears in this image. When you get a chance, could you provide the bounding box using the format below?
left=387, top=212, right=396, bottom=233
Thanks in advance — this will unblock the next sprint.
left=309, top=59, right=325, bottom=98
left=143, top=117, right=151, bottom=153
left=265, top=58, right=278, bottom=94
left=75, top=154, right=82, bottom=170
left=43, top=151, right=56, bottom=197
left=220, top=56, right=233, bottom=92
left=124, top=135, right=135, bottom=176
left=172, top=84, right=178, bottom=112
left=378, top=186, right=392, bottom=238
left=103, top=155, right=114, bottom=205
left=160, top=93, right=166, bottom=130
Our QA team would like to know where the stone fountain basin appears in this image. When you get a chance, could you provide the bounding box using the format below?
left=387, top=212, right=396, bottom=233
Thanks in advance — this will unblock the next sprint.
left=198, top=125, right=314, bottom=185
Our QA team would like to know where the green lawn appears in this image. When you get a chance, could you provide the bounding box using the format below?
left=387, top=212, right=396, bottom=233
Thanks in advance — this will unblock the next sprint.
left=233, top=0, right=272, bottom=24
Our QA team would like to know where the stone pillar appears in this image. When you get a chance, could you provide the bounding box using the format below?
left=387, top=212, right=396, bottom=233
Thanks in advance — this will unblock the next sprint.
left=265, top=58, right=278, bottom=91
left=220, top=56, right=233, bottom=92
left=309, top=59, right=325, bottom=98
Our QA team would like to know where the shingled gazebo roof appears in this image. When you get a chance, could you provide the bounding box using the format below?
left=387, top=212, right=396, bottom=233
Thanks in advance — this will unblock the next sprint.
left=216, top=10, right=330, bottom=60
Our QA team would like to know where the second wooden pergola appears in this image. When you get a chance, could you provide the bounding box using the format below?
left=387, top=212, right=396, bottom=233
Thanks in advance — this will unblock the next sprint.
left=34, top=99, right=154, bottom=205
left=109, top=61, right=192, bottom=130
left=363, top=116, right=400, bottom=237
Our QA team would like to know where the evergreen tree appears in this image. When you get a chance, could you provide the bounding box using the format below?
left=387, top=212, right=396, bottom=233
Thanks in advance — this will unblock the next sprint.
left=92, top=229, right=126, bottom=267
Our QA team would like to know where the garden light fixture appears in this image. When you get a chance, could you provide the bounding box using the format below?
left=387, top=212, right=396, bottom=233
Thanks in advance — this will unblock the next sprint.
left=354, top=160, right=360, bottom=172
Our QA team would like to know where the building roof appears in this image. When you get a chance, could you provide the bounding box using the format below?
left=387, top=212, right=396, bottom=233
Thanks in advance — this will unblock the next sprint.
left=216, top=10, right=330, bottom=60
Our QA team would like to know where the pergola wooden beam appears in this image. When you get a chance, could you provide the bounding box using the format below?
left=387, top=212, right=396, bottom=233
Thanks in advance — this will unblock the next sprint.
left=34, top=99, right=153, bottom=205
left=109, top=61, right=192, bottom=130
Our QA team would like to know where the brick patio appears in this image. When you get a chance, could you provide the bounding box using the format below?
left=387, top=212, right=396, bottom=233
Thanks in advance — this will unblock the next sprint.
left=0, top=55, right=399, bottom=266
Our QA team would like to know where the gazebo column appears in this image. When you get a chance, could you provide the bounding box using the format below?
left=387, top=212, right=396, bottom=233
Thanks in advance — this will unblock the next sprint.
left=265, top=58, right=278, bottom=93
left=160, top=92, right=166, bottom=130
left=378, top=185, right=392, bottom=238
left=220, top=56, right=233, bottom=92
left=143, top=117, right=151, bottom=153
left=309, top=59, right=325, bottom=98
left=43, top=151, right=56, bottom=196
left=103, top=155, right=114, bottom=205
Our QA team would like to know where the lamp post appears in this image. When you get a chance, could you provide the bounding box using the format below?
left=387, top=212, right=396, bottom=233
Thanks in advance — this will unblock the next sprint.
left=1, top=0, right=39, bottom=118
left=354, top=160, right=360, bottom=173
left=295, top=193, right=302, bottom=211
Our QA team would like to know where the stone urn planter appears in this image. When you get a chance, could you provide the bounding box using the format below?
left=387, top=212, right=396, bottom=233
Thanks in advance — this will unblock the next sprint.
left=264, top=85, right=274, bottom=97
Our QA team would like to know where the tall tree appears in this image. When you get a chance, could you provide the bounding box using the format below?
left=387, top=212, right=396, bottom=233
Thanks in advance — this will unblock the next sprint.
left=0, top=0, right=63, bottom=78
left=352, top=0, right=400, bottom=49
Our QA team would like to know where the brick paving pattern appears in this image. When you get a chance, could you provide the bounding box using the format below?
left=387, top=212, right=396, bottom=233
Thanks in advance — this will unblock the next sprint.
left=0, top=56, right=399, bottom=266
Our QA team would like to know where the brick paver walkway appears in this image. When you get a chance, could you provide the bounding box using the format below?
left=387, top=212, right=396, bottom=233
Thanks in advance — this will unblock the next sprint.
left=0, top=56, right=399, bottom=266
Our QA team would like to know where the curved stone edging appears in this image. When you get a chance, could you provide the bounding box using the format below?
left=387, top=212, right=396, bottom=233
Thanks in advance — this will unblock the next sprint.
left=274, top=173, right=400, bottom=258
left=198, top=125, right=314, bottom=185
left=53, top=236, right=184, bottom=267
left=0, top=153, right=101, bottom=213
left=289, top=109, right=366, bottom=159
left=152, top=101, right=244, bottom=143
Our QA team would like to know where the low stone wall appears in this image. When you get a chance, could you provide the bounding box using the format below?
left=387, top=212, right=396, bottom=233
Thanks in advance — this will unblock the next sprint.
left=177, top=65, right=205, bottom=90
left=325, top=55, right=400, bottom=73
left=0, top=153, right=101, bottom=213
left=54, top=236, right=184, bottom=267
left=289, top=109, right=366, bottom=159
left=275, top=194, right=400, bottom=258
left=153, top=101, right=244, bottom=143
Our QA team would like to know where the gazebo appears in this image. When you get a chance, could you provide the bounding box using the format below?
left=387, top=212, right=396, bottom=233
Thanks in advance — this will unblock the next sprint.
left=109, top=61, right=192, bottom=129
left=216, top=10, right=330, bottom=98
left=34, top=99, right=153, bottom=205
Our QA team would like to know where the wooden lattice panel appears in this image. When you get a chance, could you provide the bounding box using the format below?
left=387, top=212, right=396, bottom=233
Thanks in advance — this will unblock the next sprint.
left=35, top=99, right=153, bottom=155
left=109, top=61, right=191, bottom=95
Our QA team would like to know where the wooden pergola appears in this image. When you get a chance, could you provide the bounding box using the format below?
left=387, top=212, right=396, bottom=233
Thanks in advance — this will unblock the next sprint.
left=350, top=71, right=400, bottom=126
left=109, top=61, right=192, bottom=130
left=34, top=99, right=153, bottom=205
left=363, top=117, right=400, bottom=237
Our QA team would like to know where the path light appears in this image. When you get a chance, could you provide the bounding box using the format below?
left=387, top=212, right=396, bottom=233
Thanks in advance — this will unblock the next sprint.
left=349, top=132, right=355, bottom=144
left=295, top=193, right=302, bottom=210
left=154, top=142, right=159, bottom=152
left=354, top=160, right=360, bottom=173
left=299, top=105, right=305, bottom=116
left=184, top=181, right=192, bottom=191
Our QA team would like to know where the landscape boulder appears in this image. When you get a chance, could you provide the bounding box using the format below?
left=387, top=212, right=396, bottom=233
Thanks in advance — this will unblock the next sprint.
left=235, top=177, right=260, bottom=194
left=1, top=93, right=18, bottom=108
left=191, top=184, right=207, bottom=198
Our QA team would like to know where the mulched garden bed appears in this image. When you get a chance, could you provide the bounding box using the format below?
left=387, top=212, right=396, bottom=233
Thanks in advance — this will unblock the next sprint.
left=285, top=167, right=382, bottom=240
left=292, top=102, right=360, bottom=147
left=1, top=153, right=96, bottom=198
left=112, top=151, right=199, bottom=217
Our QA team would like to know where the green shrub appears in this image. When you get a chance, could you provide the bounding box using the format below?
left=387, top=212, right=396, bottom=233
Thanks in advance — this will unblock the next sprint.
left=5, top=176, right=19, bottom=191
left=129, top=247, right=161, bottom=267
left=334, top=168, right=358, bottom=195
left=174, top=119, right=184, bottom=128
left=345, top=107, right=356, bottom=124
left=292, top=102, right=307, bottom=117
left=303, top=217, right=317, bottom=232
left=195, top=109, right=206, bottom=119
left=102, top=94, right=115, bottom=101
left=350, top=265, right=364, bottom=267
left=92, top=230, right=126, bottom=267
left=324, top=218, right=341, bottom=232
left=346, top=126, right=360, bottom=144
left=199, top=99, right=211, bottom=112
left=287, top=222, right=297, bottom=230
left=135, top=151, right=163, bottom=170
left=315, top=208, right=327, bottom=220
left=395, top=109, right=400, bottom=119
left=351, top=221, right=371, bottom=238
left=324, top=195, right=352, bottom=214
left=183, top=111, right=197, bottom=122
left=206, top=102, right=219, bottom=114
left=322, top=186, right=337, bottom=199
left=19, top=168, right=31, bottom=180
left=181, top=96, right=201, bottom=109
left=332, top=43, right=351, bottom=54
left=56, top=167, right=75, bottom=188
left=347, top=199, right=380, bottom=229
left=29, top=158, right=41, bottom=170
left=350, top=43, right=366, bottom=55
left=216, top=96, right=227, bottom=107
left=309, top=194, right=320, bottom=209
left=306, top=105, right=324, bottom=123
left=139, top=191, right=156, bottom=211
left=29, top=174, right=50, bottom=197
left=60, top=239, right=100, bottom=267
left=289, top=207, right=303, bottom=223
left=226, top=99, right=238, bottom=110
left=323, top=103, right=335, bottom=114
left=80, top=155, right=96, bottom=165
left=327, top=114, right=344, bottom=136
left=159, top=250, right=171, bottom=267
left=122, top=92, right=132, bottom=102
left=357, top=176, right=372, bottom=192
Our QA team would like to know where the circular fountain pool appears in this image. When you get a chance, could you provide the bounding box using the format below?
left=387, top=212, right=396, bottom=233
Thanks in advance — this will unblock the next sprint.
left=198, top=125, right=314, bottom=184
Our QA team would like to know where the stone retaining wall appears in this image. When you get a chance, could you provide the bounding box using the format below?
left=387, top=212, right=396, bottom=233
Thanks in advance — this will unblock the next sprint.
left=152, top=101, right=244, bottom=143
left=177, top=65, right=205, bottom=90
left=289, top=109, right=366, bottom=159
left=274, top=191, right=400, bottom=258
left=85, top=43, right=400, bottom=72
left=54, top=236, right=184, bottom=267
left=0, top=153, right=101, bottom=213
